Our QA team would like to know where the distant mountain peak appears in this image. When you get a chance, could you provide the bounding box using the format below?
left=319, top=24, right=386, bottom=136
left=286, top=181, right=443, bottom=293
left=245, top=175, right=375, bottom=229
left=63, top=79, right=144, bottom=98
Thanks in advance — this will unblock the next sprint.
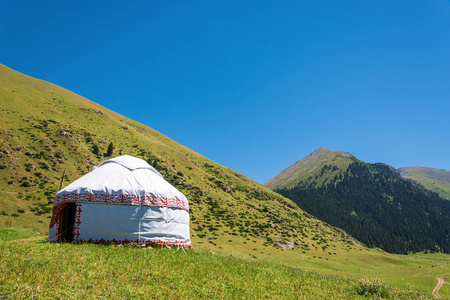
left=265, top=148, right=355, bottom=189
left=314, top=147, right=328, bottom=152
left=312, top=147, right=353, bottom=157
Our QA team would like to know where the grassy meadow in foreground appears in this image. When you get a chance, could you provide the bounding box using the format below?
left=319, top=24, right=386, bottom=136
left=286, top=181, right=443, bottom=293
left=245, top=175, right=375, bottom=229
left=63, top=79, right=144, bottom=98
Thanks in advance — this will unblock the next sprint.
left=189, top=226, right=449, bottom=298
left=0, top=228, right=435, bottom=299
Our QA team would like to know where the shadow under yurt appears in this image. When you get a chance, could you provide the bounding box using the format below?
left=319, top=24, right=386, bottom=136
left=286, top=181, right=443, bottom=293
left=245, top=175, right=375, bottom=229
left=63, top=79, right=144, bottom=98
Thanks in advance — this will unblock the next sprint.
left=48, top=155, right=191, bottom=247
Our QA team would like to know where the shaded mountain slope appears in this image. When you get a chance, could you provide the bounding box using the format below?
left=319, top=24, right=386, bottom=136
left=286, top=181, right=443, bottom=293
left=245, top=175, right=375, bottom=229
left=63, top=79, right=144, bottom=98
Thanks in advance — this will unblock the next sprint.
left=398, top=166, right=450, bottom=200
left=0, top=63, right=363, bottom=258
left=266, top=148, right=450, bottom=254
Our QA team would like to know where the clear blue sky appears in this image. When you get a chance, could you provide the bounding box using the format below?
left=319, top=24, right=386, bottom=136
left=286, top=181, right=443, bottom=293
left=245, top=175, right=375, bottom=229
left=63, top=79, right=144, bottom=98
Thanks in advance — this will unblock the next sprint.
left=1, top=0, right=449, bottom=184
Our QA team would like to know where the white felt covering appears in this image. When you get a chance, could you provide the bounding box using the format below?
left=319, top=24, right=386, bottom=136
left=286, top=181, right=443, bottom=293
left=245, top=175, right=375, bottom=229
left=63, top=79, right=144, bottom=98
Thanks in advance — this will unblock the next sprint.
left=48, top=155, right=190, bottom=245
left=54, top=155, right=188, bottom=210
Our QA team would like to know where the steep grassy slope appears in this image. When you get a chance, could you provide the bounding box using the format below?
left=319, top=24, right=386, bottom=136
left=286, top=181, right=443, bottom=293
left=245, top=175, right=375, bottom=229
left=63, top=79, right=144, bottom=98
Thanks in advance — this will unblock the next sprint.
left=398, top=166, right=450, bottom=200
left=0, top=63, right=364, bottom=260
left=267, top=149, right=450, bottom=254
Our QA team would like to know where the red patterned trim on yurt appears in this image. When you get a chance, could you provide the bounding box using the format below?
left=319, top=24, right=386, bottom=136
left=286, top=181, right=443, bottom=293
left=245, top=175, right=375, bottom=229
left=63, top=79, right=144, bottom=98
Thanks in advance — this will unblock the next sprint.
left=85, top=238, right=191, bottom=246
left=54, top=193, right=189, bottom=210
left=73, top=204, right=82, bottom=241
left=50, top=203, right=69, bottom=228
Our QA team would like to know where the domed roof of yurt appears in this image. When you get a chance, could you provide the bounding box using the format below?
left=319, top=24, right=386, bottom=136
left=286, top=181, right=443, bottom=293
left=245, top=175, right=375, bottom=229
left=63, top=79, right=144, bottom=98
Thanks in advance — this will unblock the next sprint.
left=48, top=155, right=190, bottom=246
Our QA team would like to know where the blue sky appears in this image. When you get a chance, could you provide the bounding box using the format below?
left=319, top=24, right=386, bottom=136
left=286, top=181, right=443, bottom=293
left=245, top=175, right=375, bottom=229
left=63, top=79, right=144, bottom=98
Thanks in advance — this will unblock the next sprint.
left=1, top=0, right=449, bottom=184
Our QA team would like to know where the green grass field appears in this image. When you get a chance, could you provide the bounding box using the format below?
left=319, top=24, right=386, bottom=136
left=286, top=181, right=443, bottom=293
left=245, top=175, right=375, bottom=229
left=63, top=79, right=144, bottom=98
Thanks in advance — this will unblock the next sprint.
left=195, top=232, right=450, bottom=298
left=0, top=228, right=437, bottom=299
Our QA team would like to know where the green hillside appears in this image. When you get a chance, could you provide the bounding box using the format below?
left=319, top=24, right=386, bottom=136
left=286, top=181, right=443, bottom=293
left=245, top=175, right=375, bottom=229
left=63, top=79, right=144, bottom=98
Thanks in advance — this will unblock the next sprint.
left=0, top=63, right=364, bottom=260
left=267, top=149, right=450, bottom=254
left=398, top=166, right=450, bottom=200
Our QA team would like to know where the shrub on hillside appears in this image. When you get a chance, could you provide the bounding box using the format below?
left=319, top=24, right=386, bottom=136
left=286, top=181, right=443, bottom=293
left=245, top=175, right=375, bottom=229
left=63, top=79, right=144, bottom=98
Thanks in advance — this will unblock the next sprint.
left=92, top=144, right=99, bottom=155
left=106, top=142, right=114, bottom=156
left=353, top=277, right=389, bottom=298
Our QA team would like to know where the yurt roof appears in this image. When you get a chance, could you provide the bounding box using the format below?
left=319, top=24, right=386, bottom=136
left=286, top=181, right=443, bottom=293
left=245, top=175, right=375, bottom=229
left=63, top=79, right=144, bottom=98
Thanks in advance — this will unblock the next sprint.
left=54, top=155, right=189, bottom=210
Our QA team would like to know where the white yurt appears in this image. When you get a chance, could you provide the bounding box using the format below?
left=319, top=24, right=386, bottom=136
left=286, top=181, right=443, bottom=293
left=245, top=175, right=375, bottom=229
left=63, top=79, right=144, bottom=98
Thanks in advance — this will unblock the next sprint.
left=48, top=155, right=190, bottom=246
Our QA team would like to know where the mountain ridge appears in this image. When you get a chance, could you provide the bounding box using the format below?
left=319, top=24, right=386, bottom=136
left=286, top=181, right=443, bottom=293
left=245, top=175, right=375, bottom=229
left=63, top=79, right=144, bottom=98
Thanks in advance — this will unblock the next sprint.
left=265, top=147, right=355, bottom=190
left=267, top=149, right=450, bottom=254
left=398, top=166, right=450, bottom=200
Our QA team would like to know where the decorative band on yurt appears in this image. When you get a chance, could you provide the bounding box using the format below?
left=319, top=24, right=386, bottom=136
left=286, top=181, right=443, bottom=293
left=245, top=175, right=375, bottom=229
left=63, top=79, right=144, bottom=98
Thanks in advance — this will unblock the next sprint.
left=54, top=193, right=189, bottom=210
left=83, top=238, right=191, bottom=246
